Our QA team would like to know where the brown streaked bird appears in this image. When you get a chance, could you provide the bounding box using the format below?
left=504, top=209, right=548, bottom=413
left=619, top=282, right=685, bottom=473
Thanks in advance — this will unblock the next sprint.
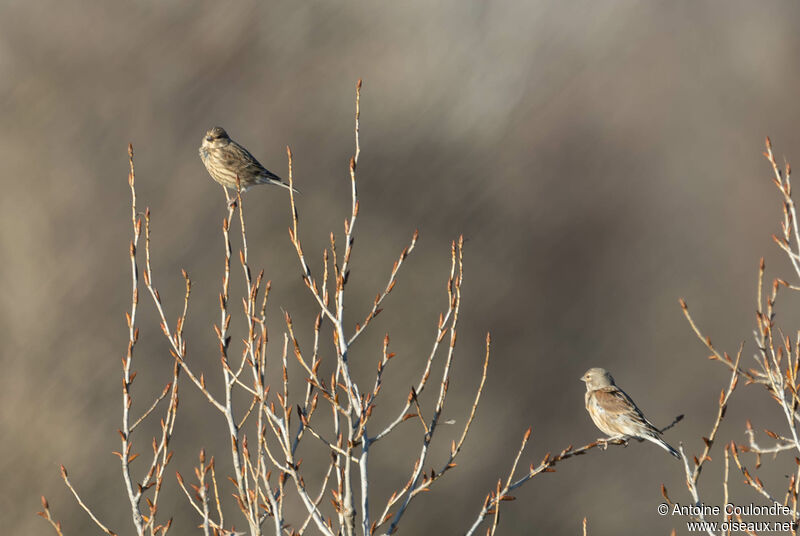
left=581, top=367, right=680, bottom=460
left=199, top=126, right=296, bottom=201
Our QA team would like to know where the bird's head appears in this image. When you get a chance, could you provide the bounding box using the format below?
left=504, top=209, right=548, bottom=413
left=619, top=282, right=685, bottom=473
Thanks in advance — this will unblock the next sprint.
left=580, top=367, right=614, bottom=390
left=202, top=126, right=230, bottom=149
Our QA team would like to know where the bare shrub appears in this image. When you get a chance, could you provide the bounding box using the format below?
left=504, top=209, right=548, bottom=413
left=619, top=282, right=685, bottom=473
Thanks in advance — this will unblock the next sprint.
left=40, top=82, right=704, bottom=536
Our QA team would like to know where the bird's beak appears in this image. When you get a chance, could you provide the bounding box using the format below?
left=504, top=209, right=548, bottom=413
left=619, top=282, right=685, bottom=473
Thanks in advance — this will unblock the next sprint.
left=579, top=377, right=585, bottom=382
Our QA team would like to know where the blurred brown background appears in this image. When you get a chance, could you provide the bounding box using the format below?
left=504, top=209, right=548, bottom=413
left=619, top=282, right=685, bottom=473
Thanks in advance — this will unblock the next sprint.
left=3, top=1, right=800, bottom=534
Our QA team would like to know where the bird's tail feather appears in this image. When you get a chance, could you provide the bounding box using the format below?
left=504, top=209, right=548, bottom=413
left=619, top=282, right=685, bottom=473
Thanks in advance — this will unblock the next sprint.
left=644, top=435, right=681, bottom=460
left=264, top=177, right=299, bottom=194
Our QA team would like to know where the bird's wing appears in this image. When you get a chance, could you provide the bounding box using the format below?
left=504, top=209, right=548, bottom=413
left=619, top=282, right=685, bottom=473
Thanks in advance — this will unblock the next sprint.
left=595, top=387, right=662, bottom=436
left=600, top=385, right=654, bottom=421
left=592, top=387, right=638, bottom=416
left=230, top=142, right=283, bottom=181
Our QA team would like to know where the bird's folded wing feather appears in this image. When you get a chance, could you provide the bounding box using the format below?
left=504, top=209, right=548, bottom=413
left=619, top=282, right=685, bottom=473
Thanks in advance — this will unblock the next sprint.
left=594, top=387, right=661, bottom=434
left=594, top=388, right=643, bottom=419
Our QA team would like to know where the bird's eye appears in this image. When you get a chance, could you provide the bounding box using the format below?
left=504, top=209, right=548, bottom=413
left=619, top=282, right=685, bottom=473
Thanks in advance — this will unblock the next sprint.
left=206, top=136, right=213, bottom=142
